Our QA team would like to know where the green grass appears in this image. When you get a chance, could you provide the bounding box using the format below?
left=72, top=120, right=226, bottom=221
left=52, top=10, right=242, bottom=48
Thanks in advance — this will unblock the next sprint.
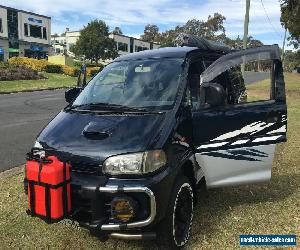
left=0, top=73, right=77, bottom=93
left=0, top=73, right=299, bottom=249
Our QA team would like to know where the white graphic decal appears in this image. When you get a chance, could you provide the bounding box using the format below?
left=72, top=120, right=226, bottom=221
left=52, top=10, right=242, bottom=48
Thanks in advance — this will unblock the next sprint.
left=231, top=139, right=249, bottom=145
left=198, top=142, right=228, bottom=149
left=252, top=135, right=282, bottom=143
left=211, top=121, right=274, bottom=141
left=267, top=125, right=286, bottom=134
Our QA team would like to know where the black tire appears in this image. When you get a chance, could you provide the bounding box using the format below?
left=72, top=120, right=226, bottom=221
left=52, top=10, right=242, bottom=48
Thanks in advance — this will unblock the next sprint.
left=158, top=176, right=194, bottom=249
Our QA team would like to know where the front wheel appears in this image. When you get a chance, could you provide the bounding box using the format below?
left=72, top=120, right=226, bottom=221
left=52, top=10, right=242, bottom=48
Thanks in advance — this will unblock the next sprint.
left=158, top=176, right=194, bottom=249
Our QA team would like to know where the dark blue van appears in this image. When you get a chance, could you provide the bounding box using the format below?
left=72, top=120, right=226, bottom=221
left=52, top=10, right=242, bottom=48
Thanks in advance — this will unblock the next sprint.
left=29, top=35, right=287, bottom=248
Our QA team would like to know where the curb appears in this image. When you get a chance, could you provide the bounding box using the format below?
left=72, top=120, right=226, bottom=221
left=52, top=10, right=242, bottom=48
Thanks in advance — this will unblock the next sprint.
left=0, top=87, right=71, bottom=95
left=0, top=165, right=24, bottom=180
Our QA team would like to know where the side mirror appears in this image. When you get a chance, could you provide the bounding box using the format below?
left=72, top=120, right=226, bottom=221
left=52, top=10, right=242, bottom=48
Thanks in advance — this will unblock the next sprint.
left=65, top=87, right=81, bottom=103
left=201, top=82, right=226, bottom=107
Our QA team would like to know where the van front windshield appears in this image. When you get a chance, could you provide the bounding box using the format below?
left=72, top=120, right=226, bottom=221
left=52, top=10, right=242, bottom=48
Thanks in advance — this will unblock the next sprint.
left=72, top=58, right=184, bottom=111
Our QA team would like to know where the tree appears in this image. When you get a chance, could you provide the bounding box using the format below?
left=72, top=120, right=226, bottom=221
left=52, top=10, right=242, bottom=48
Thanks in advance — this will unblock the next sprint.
left=225, top=36, right=263, bottom=50
left=182, top=13, right=226, bottom=41
left=71, top=20, right=118, bottom=64
left=247, top=36, right=264, bottom=48
left=112, top=27, right=123, bottom=35
left=280, top=0, right=300, bottom=49
left=283, top=50, right=300, bottom=71
left=159, top=25, right=183, bottom=47
left=140, top=24, right=160, bottom=43
left=154, top=13, right=226, bottom=47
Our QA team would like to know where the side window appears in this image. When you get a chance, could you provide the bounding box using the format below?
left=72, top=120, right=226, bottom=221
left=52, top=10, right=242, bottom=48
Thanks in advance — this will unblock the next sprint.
left=227, top=60, right=274, bottom=104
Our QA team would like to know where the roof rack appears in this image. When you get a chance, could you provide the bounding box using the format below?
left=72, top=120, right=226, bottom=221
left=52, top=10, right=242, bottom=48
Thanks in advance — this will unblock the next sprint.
left=175, top=33, right=231, bottom=53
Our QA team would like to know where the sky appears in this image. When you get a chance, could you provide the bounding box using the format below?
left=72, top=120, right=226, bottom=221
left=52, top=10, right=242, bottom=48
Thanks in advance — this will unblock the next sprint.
left=1, top=0, right=290, bottom=48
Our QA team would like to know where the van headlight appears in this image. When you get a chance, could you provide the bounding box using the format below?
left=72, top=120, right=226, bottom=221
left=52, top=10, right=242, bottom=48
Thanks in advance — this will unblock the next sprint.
left=103, top=150, right=166, bottom=175
left=34, top=140, right=43, bottom=149
left=32, top=140, right=45, bottom=157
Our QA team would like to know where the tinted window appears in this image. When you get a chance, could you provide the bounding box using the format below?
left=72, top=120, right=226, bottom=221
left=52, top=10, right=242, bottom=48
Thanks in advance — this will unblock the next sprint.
left=43, top=27, right=47, bottom=40
left=29, top=25, right=42, bottom=38
left=73, top=58, right=183, bottom=110
left=117, top=42, right=128, bottom=52
left=24, top=23, right=28, bottom=36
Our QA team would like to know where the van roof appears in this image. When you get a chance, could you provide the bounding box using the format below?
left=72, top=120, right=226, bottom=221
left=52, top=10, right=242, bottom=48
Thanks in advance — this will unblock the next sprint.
left=113, top=46, right=200, bottom=62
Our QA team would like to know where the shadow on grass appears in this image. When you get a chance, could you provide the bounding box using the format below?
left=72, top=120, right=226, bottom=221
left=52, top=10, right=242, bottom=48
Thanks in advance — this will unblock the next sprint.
left=108, top=173, right=299, bottom=249
left=190, top=172, right=299, bottom=240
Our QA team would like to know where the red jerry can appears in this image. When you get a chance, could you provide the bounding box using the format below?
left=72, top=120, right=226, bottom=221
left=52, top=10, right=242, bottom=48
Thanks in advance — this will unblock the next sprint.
left=25, top=155, right=71, bottom=223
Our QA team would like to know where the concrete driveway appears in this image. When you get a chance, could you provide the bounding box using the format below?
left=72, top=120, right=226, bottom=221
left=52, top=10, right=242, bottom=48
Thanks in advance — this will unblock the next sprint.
left=0, top=89, right=66, bottom=172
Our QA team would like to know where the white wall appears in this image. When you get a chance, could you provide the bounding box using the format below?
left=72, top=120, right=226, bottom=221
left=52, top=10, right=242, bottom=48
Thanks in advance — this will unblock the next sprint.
left=65, top=31, right=80, bottom=51
left=110, top=34, right=130, bottom=55
left=152, top=43, right=160, bottom=49
left=51, top=35, right=66, bottom=44
left=0, top=7, right=8, bottom=38
left=18, top=12, right=51, bottom=45
left=133, top=39, right=150, bottom=52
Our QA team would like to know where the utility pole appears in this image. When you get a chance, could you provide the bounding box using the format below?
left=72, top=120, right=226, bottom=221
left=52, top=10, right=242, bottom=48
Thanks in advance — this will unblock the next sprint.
left=282, top=28, right=287, bottom=62
left=242, top=0, right=251, bottom=76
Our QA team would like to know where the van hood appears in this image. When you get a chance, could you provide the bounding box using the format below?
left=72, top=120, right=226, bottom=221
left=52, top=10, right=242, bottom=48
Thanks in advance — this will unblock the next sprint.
left=37, top=110, right=166, bottom=165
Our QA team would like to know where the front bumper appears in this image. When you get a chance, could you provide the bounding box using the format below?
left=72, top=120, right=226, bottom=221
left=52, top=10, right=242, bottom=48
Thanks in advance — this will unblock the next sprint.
left=97, top=185, right=156, bottom=231
left=70, top=165, right=178, bottom=238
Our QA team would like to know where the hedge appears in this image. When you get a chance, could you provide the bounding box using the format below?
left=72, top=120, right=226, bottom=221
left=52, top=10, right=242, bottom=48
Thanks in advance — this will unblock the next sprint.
left=8, top=57, right=48, bottom=72
left=86, top=67, right=101, bottom=77
left=7, top=57, right=81, bottom=77
left=73, top=61, right=105, bottom=68
left=0, top=62, right=9, bottom=69
left=44, top=64, right=63, bottom=74
left=62, top=65, right=80, bottom=77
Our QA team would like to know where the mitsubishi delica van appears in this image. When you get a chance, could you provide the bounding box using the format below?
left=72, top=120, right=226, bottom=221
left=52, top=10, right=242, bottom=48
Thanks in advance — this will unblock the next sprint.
left=27, top=35, right=287, bottom=248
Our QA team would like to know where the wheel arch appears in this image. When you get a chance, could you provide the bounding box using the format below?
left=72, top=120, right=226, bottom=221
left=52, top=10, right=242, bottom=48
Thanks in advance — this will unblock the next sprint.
left=180, top=160, right=198, bottom=203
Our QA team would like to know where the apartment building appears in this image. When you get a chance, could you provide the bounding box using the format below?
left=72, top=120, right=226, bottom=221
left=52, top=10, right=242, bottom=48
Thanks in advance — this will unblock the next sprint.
left=51, top=31, right=160, bottom=57
left=0, top=5, right=51, bottom=61
left=51, top=29, right=80, bottom=56
left=110, top=34, right=160, bottom=55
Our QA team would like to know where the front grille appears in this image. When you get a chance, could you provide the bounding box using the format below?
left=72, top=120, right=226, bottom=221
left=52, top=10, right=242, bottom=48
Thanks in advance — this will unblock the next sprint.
left=71, top=162, right=102, bottom=175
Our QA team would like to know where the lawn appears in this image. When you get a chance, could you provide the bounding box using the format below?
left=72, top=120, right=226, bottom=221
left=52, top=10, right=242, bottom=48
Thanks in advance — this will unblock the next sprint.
left=0, top=73, right=299, bottom=249
left=0, top=73, right=77, bottom=93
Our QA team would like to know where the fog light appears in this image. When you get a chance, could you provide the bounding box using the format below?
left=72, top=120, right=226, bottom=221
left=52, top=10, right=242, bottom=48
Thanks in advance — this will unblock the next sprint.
left=111, top=196, right=137, bottom=223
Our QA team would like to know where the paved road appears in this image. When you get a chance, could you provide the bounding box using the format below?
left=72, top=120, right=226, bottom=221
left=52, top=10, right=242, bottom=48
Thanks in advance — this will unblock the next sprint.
left=244, top=71, right=270, bottom=84
left=0, top=89, right=67, bottom=172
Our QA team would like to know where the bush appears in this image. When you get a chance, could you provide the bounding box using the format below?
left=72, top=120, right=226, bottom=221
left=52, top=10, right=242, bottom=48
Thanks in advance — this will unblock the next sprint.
left=7, top=57, right=81, bottom=77
left=62, top=65, right=80, bottom=77
left=73, top=61, right=105, bottom=68
left=0, top=66, right=45, bottom=81
left=8, top=57, right=48, bottom=71
left=86, top=67, right=101, bottom=77
left=0, top=62, right=9, bottom=69
left=44, top=64, right=63, bottom=73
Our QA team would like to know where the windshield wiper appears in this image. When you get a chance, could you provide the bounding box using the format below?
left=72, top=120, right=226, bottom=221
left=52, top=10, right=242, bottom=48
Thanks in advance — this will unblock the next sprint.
left=67, top=102, right=150, bottom=112
left=89, top=102, right=151, bottom=112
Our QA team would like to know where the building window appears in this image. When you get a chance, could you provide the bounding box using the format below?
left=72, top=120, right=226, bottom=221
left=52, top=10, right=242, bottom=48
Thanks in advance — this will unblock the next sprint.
left=43, top=27, right=47, bottom=40
left=117, top=42, right=128, bottom=52
left=7, top=9, right=19, bottom=50
left=55, top=48, right=61, bottom=54
left=0, top=18, right=3, bottom=33
left=24, top=23, right=28, bottom=36
left=29, top=24, right=42, bottom=38
left=135, top=46, right=148, bottom=52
